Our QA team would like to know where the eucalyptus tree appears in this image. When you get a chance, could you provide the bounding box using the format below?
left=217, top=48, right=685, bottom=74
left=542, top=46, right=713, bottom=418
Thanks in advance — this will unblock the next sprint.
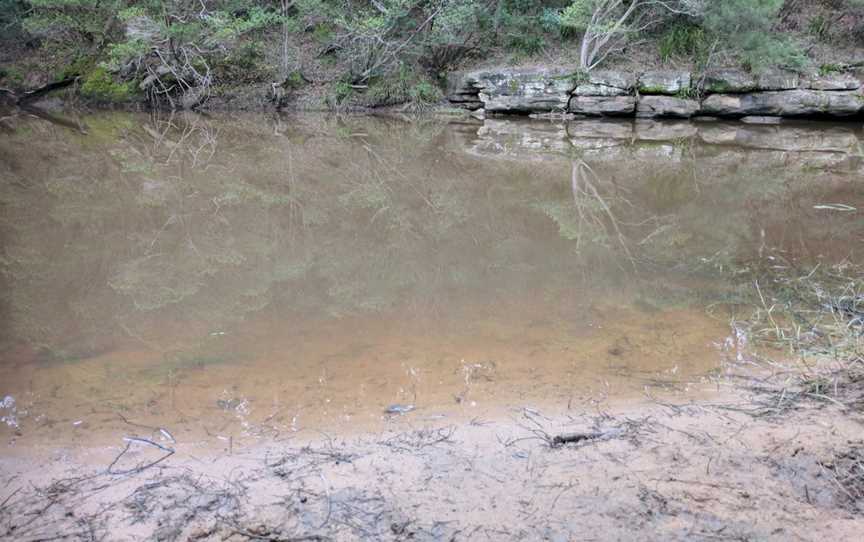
left=560, top=0, right=704, bottom=70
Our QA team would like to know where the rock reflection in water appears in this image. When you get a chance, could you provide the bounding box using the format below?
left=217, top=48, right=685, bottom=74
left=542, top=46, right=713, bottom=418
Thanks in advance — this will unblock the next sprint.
left=0, top=112, right=861, bottom=450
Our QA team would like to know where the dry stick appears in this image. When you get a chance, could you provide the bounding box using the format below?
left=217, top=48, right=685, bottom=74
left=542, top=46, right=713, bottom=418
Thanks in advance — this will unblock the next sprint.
left=0, top=486, right=20, bottom=511
left=107, top=437, right=175, bottom=475
left=804, top=392, right=848, bottom=409
left=13, top=531, right=95, bottom=542
left=116, top=413, right=176, bottom=443
left=6, top=494, right=59, bottom=535
left=318, top=472, right=332, bottom=529
left=228, top=526, right=330, bottom=542
left=550, top=431, right=606, bottom=447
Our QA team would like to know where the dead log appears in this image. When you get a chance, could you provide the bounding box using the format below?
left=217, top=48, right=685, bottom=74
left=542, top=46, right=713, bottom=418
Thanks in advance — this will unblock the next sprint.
left=0, top=77, right=79, bottom=107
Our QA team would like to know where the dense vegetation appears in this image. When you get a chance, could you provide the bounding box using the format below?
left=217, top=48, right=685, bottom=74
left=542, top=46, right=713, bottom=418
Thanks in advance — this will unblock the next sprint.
left=1, top=0, right=863, bottom=109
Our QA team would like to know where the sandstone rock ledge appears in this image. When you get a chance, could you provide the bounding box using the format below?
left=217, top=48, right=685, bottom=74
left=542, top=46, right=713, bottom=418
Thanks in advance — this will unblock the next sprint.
left=447, top=67, right=864, bottom=119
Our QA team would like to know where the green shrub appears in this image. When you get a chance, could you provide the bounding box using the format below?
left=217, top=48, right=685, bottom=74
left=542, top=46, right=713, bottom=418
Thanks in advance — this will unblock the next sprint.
left=506, top=32, right=545, bottom=57
left=104, top=38, right=149, bottom=72
left=360, top=65, right=443, bottom=109
left=213, top=41, right=271, bottom=83
left=332, top=80, right=354, bottom=103
left=365, top=69, right=413, bottom=107
left=284, top=70, right=305, bottom=89
left=539, top=7, right=568, bottom=36
left=819, top=63, right=846, bottom=76
left=558, top=0, right=594, bottom=33
left=81, top=66, right=134, bottom=102
left=311, top=22, right=333, bottom=43
left=409, top=80, right=443, bottom=104
left=807, top=14, right=831, bottom=42
left=24, top=0, right=125, bottom=45
left=56, top=54, right=94, bottom=80
left=703, top=0, right=806, bottom=71
left=659, top=23, right=707, bottom=64
left=0, top=0, right=27, bottom=41
left=0, top=66, right=25, bottom=86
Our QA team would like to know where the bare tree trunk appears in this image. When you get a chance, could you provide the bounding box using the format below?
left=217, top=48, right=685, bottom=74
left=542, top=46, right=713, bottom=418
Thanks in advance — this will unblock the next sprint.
left=493, top=0, right=504, bottom=37
left=577, top=0, right=699, bottom=70
left=281, top=0, right=291, bottom=78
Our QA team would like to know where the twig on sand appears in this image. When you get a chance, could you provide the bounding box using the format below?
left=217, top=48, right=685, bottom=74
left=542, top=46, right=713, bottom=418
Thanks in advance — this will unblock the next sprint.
left=117, top=413, right=177, bottom=443
left=379, top=427, right=455, bottom=452
left=0, top=487, right=20, bottom=511
left=107, top=437, right=175, bottom=475
left=227, top=524, right=330, bottom=542
left=550, top=432, right=607, bottom=447
left=318, top=472, right=332, bottom=529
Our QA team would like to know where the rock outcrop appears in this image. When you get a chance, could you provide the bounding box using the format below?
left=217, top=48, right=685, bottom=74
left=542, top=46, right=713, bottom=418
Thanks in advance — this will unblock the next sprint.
left=802, top=73, right=861, bottom=91
left=447, top=66, right=864, bottom=119
left=755, top=70, right=800, bottom=91
left=573, top=70, right=636, bottom=96
left=701, top=90, right=863, bottom=117
left=569, top=96, right=636, bottom=116
left=638, top=71, right=691, bottom=95
left=448, top=68, right=574, bottom=113
left=636, top=96, right=700, bottom=118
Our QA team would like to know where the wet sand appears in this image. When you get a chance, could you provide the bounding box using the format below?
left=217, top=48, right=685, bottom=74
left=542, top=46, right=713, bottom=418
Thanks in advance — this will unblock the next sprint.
left=2, top=381, right=863, bottom=542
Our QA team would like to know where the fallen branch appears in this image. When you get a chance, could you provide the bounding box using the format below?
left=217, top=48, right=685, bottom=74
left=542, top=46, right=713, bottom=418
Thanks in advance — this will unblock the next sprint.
left=550, top=432, right=606, bottom=447
left=0, top=487, right=20, bottom=511
left=1, top=77, right=80, bottom=107
left=117, top=413, right=177, bottom=443
left=107, top=437, right=175, bottom=475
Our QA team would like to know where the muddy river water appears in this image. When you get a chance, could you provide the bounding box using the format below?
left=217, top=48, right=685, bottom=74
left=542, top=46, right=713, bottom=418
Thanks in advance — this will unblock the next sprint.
left=0, top=112, right=862, bottom=455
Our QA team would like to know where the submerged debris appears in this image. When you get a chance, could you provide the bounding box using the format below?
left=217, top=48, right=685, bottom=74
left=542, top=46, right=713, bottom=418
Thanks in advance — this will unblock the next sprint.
left=216, top=398, right=243, bottom=411
left=384, top=404, right=415, bottom=415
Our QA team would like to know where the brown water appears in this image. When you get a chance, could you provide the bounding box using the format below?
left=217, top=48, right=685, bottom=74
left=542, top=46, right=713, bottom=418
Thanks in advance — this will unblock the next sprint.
left=0, top=112, right=862, bottom=454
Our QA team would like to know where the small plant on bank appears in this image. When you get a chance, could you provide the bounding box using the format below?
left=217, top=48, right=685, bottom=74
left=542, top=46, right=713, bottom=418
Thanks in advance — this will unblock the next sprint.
left=819, top=63, right=847, bottom=76
left=733, top=250, right=863, bottom=415
left=80, top=66, right=135, bottom=102
left=358, top=65, right=443, bottom=110
left=659, top=23, right=708, bottom=64
left=702, top=0, right=806, bottom=72
left=334, top=80, right=354, bottom=102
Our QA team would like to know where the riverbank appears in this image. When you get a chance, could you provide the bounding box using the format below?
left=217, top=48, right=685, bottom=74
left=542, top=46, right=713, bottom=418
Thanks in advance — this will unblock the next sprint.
left=3, top=1, right=864, bottom=118
left=5, top=65, right=864, bottom=123
left=446, top=66, right=864, bottom=119
left=2, top=371, right=863, bottom=541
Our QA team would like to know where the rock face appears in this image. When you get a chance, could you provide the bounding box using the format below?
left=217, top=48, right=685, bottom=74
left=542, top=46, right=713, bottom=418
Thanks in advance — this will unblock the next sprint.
left=755, top=70, right=800, bottom=91
left=446, top=78, right=484, bottom=110
left=574, top=70, right=636, bottom=96
left=446, top=66, right=864, bottom=119
left=636, top=96, right=699, bottom=118
left=702, top=90, right=863, bottom=117
left=702, top=69, right=758, bottom=93
left=802, top=73, right=861, bottom=91
left=569, top=96, right=637, bottom=116
left=638, top=71, right=690, bottom=95
left=448, top=68, right=575, bottom=113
